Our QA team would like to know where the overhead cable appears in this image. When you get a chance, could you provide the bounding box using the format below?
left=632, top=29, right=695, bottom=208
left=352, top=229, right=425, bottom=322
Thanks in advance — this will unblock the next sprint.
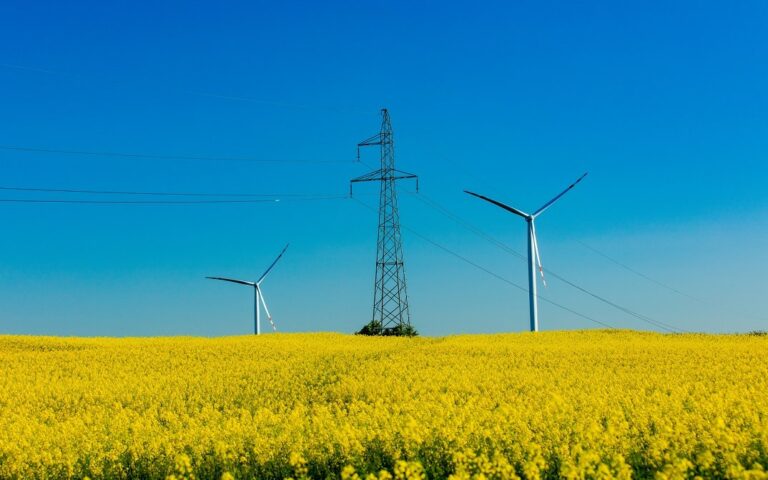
left=351, top=197, right=615, bottom=330
left=0, top=195, right=347, bottom=205
left=0, top=185, right=346, bottom=198
left=0, top=145, right=350, bottom=164
left=410, top=192, right=682, bottom=333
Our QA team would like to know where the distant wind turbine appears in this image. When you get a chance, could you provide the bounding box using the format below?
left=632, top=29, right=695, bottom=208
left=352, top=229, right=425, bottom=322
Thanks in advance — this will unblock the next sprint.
left=464, top=173, right=587, bottom=332
left=207, top=244, right=289, bottom=335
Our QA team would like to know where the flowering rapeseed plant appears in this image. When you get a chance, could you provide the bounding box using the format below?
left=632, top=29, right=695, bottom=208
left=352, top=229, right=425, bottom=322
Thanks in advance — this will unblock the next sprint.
left=0, top=331, right=766, bottom=479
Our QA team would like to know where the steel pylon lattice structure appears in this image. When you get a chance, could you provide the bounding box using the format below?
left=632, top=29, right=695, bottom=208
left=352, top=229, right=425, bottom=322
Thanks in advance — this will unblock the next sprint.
left=351, top=109, right=419, bottom=332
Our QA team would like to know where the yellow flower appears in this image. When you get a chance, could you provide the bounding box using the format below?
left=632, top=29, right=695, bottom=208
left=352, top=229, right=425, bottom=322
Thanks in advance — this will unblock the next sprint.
left=0, top=332, right=766, bottom=479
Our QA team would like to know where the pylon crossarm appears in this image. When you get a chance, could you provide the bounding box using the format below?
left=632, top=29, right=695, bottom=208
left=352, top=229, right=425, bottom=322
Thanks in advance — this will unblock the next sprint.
left=392, top=170, right=419, bottom=192
left=350, top=168, right=395, bottom=196
left=391, top=172, right=418, bottom=181
left=351, top=169, right=386, bottom=183
left=357, top=133, right=383, bottom=147
left=352, top=173, right=415, bottom=183
left=357, top=133, right=384, bottom=161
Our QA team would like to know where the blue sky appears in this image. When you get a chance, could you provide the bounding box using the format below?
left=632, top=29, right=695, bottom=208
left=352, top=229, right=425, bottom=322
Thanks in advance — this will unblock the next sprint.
left=1, top=1, right=766, bottom=336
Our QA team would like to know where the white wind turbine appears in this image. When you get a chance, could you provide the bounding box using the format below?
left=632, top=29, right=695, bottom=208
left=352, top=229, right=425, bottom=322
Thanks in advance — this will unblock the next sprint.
left=207, top=244, right=289, bottom=335
left=465, top=173, right=587, bottom=332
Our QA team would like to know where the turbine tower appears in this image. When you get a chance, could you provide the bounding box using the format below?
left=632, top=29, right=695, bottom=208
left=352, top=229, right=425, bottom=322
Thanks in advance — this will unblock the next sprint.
left=465, top=173, right=587, bottom=332
left=206, top=244, right=289, bottom=335
left=351, top=109, right=418, bottom=333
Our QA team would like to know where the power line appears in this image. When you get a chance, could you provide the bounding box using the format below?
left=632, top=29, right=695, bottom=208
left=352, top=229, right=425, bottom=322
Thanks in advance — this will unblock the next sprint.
left=0, top=199, right=275, bottom=204
left=577, top=241, right=705, bottom=302
left=577, top=240, right=767, bottom=325
left=192, top=92, right=369, bottom=115
left=0, top=145, right=350, bottom=164
left=351, top=197, right=615, bottom=330
left=0, top=196, right=347, bottom=205
left=0, top=185, right=346, bottom=198
left=409, top=192, right=682, bottom=333
left=413, top=192, right=680, bottom=332
left=0, top=63, right=79, bottom=77
left=404, top=223, right=617, bottom=330
left=1, top=62, right=371, bottom=115
left=542, top=269, right=681, bottom=333
left=413, top=192, right=527, bottom=260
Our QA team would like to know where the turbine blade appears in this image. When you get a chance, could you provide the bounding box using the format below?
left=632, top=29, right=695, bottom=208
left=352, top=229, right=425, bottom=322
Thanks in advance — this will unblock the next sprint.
left=532, top=172, right=588, bottom=218
left=257, top=288, right=277, bottom=332
left=531, top=223, right=547, bottom=287
left=257, top=244, right=290, bottom=284
left=206, top=276, right=255, bottom=287
left=464, top=191, right=529, bottom=218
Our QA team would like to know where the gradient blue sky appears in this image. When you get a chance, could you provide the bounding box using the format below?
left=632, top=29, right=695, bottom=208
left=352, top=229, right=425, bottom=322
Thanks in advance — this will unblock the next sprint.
left=1, top=1, right=766, bottom=336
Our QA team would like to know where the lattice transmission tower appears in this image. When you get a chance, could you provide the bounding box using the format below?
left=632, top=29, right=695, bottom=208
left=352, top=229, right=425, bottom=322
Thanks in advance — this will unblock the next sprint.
left=350, top=109, right=419, bottom=333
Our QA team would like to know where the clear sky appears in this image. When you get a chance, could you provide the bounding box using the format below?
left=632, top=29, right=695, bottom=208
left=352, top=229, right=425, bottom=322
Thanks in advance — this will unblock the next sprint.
left=1, top=1, right=766, bottom=336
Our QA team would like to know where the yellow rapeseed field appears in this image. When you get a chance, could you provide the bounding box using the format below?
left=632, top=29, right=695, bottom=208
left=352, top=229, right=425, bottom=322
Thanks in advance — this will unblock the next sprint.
left=1, top=331, right=767, bottom=480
